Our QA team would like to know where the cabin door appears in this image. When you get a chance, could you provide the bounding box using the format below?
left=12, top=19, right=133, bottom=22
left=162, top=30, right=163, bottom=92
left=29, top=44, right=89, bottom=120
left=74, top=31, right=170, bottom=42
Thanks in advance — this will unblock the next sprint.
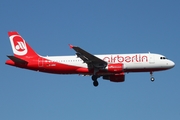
left=149, top=54, right=155, bottom=64
left=38, top=58, right=44, bottom=67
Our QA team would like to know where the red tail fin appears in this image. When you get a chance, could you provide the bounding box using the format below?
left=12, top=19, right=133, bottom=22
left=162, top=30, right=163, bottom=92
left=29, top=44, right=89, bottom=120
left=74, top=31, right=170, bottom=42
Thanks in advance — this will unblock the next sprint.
left=8, top=31, right=38, bottom=58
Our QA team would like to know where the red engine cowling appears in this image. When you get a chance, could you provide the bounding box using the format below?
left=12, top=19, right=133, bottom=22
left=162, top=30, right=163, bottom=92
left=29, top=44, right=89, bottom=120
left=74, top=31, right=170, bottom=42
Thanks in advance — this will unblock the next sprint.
left=103, top=73, right=125, bottom=82
left=107, top=63, right=123, bottom=73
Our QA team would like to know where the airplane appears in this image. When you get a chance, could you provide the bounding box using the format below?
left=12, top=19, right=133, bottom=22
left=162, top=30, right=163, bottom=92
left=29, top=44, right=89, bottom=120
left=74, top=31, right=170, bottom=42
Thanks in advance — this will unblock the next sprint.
left=5, top=31, right=175, bottom=87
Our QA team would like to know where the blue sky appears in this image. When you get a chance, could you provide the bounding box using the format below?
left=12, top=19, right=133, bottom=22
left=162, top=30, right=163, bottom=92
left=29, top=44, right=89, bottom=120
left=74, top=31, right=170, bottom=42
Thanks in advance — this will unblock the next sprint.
left=1, top=0, right=180, bottom=119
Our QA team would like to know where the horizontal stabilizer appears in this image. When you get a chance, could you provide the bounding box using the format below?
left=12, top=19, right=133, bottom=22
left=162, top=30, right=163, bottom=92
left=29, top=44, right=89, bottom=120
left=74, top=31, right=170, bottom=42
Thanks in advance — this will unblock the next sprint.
left=7, top=55, right=28, bottom=65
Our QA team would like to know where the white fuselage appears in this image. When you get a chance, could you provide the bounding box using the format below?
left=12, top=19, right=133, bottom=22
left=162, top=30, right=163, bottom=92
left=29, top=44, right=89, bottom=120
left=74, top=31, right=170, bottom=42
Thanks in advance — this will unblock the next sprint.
left=44, top=53, right=175, bottom=72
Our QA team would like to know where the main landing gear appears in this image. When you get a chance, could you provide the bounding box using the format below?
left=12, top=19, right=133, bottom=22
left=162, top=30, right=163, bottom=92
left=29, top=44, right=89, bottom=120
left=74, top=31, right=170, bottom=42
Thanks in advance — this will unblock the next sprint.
left=92, top=75, right=99, bottom=87
left=150, top=72, right=155, bottom=82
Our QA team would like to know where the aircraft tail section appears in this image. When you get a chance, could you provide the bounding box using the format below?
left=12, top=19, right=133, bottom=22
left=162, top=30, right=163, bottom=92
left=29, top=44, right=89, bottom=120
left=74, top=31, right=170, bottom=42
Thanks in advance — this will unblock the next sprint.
left=7, top=55, right=28, bottom=65
left=8, top=31, right=39, bottom=58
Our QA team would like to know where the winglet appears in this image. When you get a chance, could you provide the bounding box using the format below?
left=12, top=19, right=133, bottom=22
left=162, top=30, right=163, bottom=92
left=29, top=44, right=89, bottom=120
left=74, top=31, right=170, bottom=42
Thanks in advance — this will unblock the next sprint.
left=69, top=44, right=74, bottom=49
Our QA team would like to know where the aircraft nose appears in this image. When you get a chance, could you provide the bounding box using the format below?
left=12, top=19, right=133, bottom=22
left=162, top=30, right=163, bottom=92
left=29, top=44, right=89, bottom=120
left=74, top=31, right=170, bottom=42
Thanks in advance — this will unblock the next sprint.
left=169, top=60, right=175, bottom=68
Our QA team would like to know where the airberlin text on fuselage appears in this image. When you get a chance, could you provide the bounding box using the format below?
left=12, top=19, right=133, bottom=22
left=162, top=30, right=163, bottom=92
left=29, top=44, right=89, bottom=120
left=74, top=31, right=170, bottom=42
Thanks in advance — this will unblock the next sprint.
left=103, top=54, right=148, bottom=63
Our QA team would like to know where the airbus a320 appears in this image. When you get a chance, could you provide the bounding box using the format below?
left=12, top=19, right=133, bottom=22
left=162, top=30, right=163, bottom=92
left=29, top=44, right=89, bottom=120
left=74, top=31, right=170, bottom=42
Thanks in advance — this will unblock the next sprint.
left=5, top=32, right=175, bottom=87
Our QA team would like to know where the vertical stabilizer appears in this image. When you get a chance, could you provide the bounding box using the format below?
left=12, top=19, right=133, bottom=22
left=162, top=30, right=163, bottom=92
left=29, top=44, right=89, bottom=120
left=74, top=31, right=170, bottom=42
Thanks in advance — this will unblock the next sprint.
left=8, top=31, right=38, bottom=58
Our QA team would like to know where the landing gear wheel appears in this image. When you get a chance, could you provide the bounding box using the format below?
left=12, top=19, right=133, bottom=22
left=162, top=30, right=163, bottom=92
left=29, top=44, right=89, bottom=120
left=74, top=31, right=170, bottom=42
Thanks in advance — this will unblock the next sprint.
left=151, top=77, right=155, bottom=82
left=92, top=75, right=97, bottom=81
left=93, top=81, right=99, bottom=87
left=92, top=75, right=99, bottom=87
left=150, top=72, right=155, bottom=82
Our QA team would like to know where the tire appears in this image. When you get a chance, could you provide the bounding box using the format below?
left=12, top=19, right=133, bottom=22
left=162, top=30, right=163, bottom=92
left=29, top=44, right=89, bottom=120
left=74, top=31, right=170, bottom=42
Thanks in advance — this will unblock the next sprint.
left=151, top=77, right=155, bottom=82
left=93, top=81, right=99, bottom=87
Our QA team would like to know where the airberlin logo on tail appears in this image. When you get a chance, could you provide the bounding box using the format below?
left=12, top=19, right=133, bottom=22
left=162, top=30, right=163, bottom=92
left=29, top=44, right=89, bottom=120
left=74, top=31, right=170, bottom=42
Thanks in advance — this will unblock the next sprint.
left=9, top=35, right=27, bottom=56
left=15, top=41, right=27, bottom=51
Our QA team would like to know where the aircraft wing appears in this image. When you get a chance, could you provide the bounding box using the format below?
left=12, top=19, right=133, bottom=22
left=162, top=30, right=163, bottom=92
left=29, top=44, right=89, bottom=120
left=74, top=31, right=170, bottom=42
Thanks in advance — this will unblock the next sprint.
left=69, top=45, right=107, bottom=69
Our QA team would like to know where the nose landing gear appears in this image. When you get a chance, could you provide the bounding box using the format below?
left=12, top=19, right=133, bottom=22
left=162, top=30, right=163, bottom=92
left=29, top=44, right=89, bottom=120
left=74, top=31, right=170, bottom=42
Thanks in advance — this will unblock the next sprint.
left=151, top=77, right=155, bottom=82
left=150, top=72, right=155, bottom=82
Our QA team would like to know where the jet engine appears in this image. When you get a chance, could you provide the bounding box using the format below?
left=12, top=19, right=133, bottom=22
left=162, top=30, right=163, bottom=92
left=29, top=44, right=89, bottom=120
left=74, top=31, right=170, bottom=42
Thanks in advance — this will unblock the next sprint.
left=103, top=73, right=125, bottom=82
left=106, top=63, right=124, bottom=73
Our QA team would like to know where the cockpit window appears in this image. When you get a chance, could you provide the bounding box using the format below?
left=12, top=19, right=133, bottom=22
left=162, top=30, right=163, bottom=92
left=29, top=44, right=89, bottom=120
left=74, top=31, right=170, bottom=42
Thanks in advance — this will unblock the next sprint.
left=160, top=57, right=167, bottom=59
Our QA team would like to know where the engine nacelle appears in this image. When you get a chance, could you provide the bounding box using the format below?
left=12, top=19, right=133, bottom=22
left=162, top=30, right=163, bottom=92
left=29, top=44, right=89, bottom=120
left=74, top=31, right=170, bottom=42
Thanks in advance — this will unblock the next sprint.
left=106, top=63, right=124, bottom=73
left=103, top=73, right=125, bottom=82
